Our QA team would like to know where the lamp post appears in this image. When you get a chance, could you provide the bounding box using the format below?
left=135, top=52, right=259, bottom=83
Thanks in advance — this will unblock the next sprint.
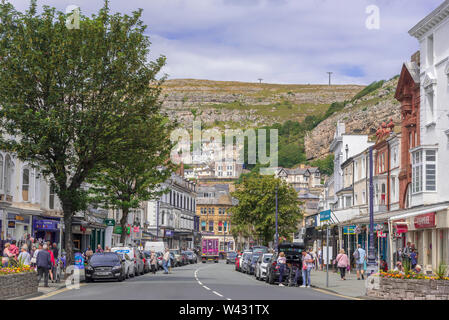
left=366, top=147, right=378, bottom=275
left=275, top=185, right=279, bottom=253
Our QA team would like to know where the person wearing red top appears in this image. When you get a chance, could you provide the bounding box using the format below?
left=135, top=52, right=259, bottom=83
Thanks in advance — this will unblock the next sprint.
left=9, top=240, right=19, bottom=258
left=47, top=248, right=55, bottom=283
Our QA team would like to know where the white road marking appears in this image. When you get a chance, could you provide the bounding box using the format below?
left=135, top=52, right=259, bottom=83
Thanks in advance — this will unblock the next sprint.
left=198, top=281, right=202, bottom=285
left=213, top=291, right=223, bottom=297
left=203, top=286, right=211, bottom=290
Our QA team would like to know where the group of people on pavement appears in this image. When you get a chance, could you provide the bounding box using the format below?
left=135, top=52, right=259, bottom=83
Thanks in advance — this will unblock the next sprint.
left=276, top=248, right=316, bottom=288
left=394, top=242, right=421, bottom=274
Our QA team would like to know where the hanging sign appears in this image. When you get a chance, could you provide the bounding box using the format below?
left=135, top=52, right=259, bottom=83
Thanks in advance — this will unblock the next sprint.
left=377, top=231, right=387, bottom=238
left=320, top=210, right=331, bottom=222
left=343, top=225, right=356, bottom=235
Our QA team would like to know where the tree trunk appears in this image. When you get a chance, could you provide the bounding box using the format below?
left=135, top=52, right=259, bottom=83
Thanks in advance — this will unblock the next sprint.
left=62, top=202, right=75, bottom=267
left=120, top=207, right=129, bottom=245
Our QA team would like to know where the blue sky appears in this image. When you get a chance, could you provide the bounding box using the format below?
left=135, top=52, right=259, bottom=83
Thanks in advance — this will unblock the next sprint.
left=9, top=0, right=443, bottom=85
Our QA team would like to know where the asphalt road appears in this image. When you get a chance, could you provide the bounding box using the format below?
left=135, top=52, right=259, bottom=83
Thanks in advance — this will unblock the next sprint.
left=43, top=261, right=347, bottom=300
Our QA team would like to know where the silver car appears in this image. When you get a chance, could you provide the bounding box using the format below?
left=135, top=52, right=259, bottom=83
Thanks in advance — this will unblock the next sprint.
left=255, top=253, right=273, bottom=281
left=117, top=252, right=136, bottom=279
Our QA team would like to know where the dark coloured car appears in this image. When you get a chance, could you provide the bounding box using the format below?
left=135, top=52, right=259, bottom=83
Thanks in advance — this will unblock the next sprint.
left=265, top=243, right=305, bottom=286
left=248, top=253, right=262, bottom=275
left=226, top=251, right=238, bottom=264
left=85, top=252, right=126, bottom=282
left=139, top=250, right=150, bottom=273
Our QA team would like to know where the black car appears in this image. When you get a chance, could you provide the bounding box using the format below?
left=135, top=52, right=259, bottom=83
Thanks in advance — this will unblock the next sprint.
left=226, top=251, right=237, bottom=264
left=265, top=243, right=305, bottom=286
left=85, top=252, right=126, bottom=282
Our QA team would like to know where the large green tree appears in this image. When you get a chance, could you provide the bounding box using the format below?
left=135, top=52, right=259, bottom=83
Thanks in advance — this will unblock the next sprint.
left=0, top=1, right=166, bottom=264
left=88, top=114, right=175, bottom=244
left=230, top=174, right=303, bottom=247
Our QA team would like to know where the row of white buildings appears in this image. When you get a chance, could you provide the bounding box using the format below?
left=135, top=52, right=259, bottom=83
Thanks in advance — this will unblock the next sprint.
left=309, top=0, right=449, bottom=272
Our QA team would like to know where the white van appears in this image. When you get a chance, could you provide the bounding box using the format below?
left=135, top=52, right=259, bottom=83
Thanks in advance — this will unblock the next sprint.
left=144, top=241, right=166, bottom=253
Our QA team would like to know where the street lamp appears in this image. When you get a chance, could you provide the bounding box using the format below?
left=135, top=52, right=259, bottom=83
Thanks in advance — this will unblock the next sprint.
left=367, top=147, right=378, bottom=275
left=275, top=185, right=279, bottom=253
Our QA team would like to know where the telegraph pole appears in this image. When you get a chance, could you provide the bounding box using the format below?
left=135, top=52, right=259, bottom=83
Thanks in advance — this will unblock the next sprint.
left=258, top=78, right=263, bottom=84
left=327, top=72, right=333, bottom=86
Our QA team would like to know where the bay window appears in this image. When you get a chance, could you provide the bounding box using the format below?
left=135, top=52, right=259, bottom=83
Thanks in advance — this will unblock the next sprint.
left=411, top=148, right=437, bottom=193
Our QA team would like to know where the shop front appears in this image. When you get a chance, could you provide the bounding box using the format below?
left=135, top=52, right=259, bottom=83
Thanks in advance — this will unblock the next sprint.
left=33, top=217, right=61, bottom=244
left=389, top=205, right=449, bottom=271
left=6, top=212, right=32, bottom=243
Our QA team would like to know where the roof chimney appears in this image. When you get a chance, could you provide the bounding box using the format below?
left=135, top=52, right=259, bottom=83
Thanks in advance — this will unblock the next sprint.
left=411, top=51, right=420, bottom=67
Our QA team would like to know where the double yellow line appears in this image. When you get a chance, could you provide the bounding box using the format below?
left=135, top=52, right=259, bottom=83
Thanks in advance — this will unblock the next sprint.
left=28, top=283, right=87, bottom=300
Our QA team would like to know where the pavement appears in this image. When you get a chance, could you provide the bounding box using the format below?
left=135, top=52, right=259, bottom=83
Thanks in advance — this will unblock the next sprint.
left=32, top=261, right=354, bottom=300
left=309, top=268, right=369, bottom=299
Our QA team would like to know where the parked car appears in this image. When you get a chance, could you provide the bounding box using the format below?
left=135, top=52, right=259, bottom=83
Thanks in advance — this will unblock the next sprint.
left=248, top=253, right=262, bottom=275
left=238, top=251, right=251, bottom=272
left=251, top=246, right=269, bottom=254
left=116, top=252, right=136, bottom=279
left=111, top=246, right=144, bottom=276
left=139, top=250, right=150, bottom=273
left=241, top=252, right=253, bottom=274
left=266, top=243, right=305, bottom=286
left=85, top=252, right=126, bottom=282
left=184, top=251, right=197, bottom=264
left=226, top=251, right=238, bottom=264
left=170, top=249, right=183, bottom=267
left=156, top=252, right=164, bottom=269
left=235, top=254, right=241, bottom=271
left=254, top=253, right=273, bottom=281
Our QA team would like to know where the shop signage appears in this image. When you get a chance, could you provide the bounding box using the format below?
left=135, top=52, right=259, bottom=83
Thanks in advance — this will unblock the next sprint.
left=343, top=225, right=356, bottom=235
left=104, top=219, right=115, bottom=227
left=414, top=212, right=435, bottom=229
left=165, top=230, right=174, bottom=237
left=113, top=226, right=123, bottom=234
left=377, top=231, right=387, bottom=238
left=320, top=210, right=331, bottom=222
left=133, top=226, right=140, bottom=233
left=15, top=215, right=24, bottom=221
left=34, top=219, right=59, bottom=231
left=8, top=221, right=15, bottom=229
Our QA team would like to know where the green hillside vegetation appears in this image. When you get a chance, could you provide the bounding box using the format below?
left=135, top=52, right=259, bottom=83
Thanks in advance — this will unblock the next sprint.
left=242, top=79, right=389, bottom=176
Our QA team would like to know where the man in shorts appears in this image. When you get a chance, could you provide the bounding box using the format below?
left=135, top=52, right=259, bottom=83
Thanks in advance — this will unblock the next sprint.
left=354, top=244, right=366, bottom=280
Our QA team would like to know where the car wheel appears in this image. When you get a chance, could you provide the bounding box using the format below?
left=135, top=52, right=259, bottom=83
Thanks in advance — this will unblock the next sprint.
left=86, top=277, right=92, bottom=283
left=268, top=273, right=274, bottom=284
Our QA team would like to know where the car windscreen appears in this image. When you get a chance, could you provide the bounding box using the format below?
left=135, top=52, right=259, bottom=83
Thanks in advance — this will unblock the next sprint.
left=90, top=254, right=120, bottom=265
left=263, top=255, right=273, bottom=263
left=251, top=255, right=260, bottom=263
left=227, top=253, right=237, bottom=258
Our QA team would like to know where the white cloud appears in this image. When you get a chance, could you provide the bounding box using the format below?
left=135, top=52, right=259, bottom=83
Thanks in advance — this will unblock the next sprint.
left=7, top=0, right=444, bottom=84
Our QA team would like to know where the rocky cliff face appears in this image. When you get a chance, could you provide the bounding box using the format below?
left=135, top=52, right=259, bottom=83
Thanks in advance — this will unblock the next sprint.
left=304, top=78, right=401, bottom=160
left=161, top=79, right=364, bottom=129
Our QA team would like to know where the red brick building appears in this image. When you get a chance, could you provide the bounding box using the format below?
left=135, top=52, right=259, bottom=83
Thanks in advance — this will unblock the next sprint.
left=395, top=54, right=420, bottom=209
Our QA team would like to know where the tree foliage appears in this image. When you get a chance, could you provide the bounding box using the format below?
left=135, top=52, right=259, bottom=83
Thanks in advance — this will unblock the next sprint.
left=230, top=174, right=303, bottom=246
left=0, top=1, right=167, bottom=264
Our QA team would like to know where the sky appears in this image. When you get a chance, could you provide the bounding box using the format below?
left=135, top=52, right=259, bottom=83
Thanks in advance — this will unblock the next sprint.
left=8, top=0, right=444, bottom=85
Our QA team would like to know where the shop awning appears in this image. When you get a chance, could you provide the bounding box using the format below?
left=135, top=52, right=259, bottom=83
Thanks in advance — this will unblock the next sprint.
left=389, top=204, right=449, bottom=221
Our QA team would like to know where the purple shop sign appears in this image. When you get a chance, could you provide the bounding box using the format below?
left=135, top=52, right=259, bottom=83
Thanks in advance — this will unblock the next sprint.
left=34, top=219, right=59, bottom=231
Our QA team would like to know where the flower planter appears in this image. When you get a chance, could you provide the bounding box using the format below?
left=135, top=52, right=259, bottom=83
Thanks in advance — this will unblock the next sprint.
left=0, top=271, right=38, bottom=300
left=367, top=276, right=449, bottom=300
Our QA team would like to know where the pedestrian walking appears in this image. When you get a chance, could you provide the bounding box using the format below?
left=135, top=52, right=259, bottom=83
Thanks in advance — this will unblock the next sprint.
left=36, top=244, right=52, bottom=287
left=47, top=245, right=56, bottom=283
left=2, top=243, right=13, bottom=267
left=410, top=248, right=418, bottom=269
left=31, top=243, right=43, bottom=268
left=335, top=249, right=349, bottom=280
left=96, top=244, right=103, bottom=253
left=18, top=245, right=31, bottom=266
left=162, top=248, right=170, bottom=274
left=52, top=243, right=59, bottom=260
left=353, top=244, right=366, bottom=280
left=150, top=250, right=157, bottom=274
left=277, top=252, right=287, bottom=287
left=316, top=248, right=322, bottom=271
left=9, top=240, right=19, bottom=258
left=301, top=250, right=314, bottom=288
